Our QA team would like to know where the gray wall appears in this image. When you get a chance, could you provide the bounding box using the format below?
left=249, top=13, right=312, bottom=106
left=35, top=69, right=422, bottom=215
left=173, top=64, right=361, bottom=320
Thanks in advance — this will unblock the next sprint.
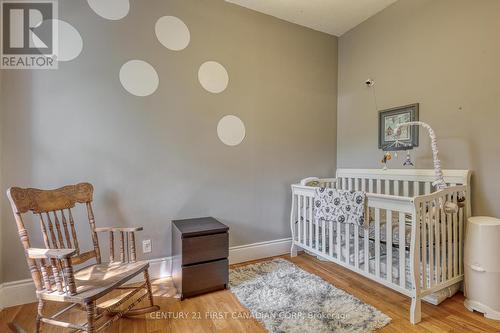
left=0, top=0, right=337, bottom=282
left=338, top=0, right=500, bottom=217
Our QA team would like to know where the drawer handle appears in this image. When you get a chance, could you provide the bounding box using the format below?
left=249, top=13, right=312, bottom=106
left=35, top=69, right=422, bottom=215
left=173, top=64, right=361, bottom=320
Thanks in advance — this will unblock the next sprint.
left=470, top=264, right=485, bottom=272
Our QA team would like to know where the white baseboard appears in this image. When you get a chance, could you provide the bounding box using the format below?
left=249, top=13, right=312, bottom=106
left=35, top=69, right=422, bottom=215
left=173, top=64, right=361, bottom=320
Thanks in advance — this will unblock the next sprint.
left=0, top=283, right=4, bottom=311
left=228, top=238, right=291, bottom=264
left=0, top=237, right=292, bottom=309
left=0, top=278, right=36, bottom=310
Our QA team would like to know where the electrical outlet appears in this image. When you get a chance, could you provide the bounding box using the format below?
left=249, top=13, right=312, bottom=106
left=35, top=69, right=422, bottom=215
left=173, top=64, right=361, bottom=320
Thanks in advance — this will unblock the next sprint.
left=143, top=239, right=152, bottom=253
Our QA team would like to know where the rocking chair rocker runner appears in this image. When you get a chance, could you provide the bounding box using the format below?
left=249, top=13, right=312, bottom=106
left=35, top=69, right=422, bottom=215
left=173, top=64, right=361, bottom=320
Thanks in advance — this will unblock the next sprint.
left=6, top=183, right=160, bottom=333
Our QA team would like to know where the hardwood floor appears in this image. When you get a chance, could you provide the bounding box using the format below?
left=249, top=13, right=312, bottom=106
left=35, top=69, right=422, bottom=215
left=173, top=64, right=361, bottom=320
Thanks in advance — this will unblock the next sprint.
left=1, top=253, right=499, bottom=332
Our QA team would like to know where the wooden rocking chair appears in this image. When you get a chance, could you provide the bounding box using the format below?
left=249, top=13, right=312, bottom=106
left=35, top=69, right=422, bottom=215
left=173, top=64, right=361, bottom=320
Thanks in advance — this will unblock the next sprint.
left=6, top=183, right=160, bottom=333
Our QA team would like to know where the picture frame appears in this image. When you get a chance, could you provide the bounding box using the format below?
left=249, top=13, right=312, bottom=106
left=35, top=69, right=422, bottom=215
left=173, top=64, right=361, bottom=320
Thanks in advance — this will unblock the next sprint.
left=378, top=103, right=419, bottom=151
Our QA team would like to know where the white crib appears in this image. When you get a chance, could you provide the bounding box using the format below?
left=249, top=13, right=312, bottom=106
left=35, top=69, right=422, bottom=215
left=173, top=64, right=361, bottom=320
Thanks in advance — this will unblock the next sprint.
left=290, top=169, right=471, bottom=324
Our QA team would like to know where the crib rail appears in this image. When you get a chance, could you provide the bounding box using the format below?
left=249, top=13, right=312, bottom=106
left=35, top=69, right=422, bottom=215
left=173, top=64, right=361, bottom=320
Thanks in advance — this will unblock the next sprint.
left=413, top=186, right=467, bottom=295
left=336, top=168, right=470, bottom=205
left=290, top=171, right=469, bottom=324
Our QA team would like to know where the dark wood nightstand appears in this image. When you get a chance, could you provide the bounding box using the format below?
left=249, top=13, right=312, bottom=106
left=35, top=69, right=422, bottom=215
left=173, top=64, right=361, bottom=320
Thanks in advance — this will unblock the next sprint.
left=171, top=217, right=229, bottom=299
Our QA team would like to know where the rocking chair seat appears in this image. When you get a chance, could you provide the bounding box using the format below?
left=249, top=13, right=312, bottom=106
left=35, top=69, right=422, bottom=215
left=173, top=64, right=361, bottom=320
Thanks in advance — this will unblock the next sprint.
left=37, top=261, right=150, bottom=304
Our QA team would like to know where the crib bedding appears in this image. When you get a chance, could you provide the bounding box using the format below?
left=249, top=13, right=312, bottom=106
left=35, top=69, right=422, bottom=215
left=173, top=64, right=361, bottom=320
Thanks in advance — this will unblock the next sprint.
left=314, top=187, right=366, bottom=226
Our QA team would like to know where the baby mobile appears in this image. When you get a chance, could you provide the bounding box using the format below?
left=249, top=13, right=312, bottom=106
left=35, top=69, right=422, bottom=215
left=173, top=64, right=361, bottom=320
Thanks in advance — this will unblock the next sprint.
left=381, top=137, right=414, bottom=170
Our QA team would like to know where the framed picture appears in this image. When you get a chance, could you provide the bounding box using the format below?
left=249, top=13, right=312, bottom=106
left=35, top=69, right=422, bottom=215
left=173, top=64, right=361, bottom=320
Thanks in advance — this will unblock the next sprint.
left=378, top=103, right=419, bottom=151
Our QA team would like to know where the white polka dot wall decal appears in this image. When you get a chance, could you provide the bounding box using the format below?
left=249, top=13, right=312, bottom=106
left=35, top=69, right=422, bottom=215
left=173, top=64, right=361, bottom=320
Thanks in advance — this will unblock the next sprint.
left=217, top=115, right=246, bottom=146
left=87, top=0, right=130, bottom=20
left=56, top=20, right=83, bottom=62
left=155, top=16, right=190, bottom=51
left=198, top=61, right=229, bottom=94
left=119, top=60, right=159, bottom=97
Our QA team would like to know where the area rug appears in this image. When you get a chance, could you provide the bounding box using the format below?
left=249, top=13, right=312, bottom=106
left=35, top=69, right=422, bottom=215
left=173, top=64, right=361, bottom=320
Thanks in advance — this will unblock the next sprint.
left=229, top=258, right=391, bottom=333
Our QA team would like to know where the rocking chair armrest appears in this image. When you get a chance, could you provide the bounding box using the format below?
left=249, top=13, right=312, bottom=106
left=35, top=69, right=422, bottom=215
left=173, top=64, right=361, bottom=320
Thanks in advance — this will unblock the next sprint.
left=96, top=227, right=142, bottom=263
left=95, top=226, right=144, bottom=233
left=27, top=248, right=78, bottom=296
left=26, top=248, right=77, bottom=260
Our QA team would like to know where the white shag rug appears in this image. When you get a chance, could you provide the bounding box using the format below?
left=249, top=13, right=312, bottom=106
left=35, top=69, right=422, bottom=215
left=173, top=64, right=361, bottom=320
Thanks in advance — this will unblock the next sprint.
left=229, top=258, right=391, bottom=333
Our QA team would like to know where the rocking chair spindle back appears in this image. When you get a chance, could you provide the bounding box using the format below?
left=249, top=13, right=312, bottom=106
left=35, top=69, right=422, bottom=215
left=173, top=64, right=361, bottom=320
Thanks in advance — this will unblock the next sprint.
left=6, top=182, right=160, bottom=333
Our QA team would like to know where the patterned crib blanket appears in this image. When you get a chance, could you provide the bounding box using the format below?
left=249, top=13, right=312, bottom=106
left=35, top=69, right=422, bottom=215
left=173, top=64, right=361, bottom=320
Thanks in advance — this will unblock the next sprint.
left=314, top=188, right=367, bottom=227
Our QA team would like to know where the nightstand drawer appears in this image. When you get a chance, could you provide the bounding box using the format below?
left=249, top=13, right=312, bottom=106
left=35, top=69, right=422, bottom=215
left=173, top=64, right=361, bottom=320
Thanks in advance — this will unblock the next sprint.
left=182, top=259, right=228, bottom=298
left=182, top=232, right=228, bottom=265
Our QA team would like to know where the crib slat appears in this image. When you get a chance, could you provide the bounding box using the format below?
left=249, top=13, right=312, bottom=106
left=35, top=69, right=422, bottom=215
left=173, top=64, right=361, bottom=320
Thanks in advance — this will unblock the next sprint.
left=348, top=178, right=353, bottom=191
left=394, top=181, right=399, bottom=196
left=447, top=195, right=452, bottom=280
left=297, top=196, right=302, bottom=244
left=459, top=201, right=464, bottom=275
left=428, top=203, right=435, bottom=288
left=441, top=204, right=447, bottom=283
left=308, top=196, right=313, bottom=248
left=375, top=208, right=381, bottom=276
left=399, top=212, right=406, bottom=288
left=424, top=182, right=431, bottom=194
left=403, top=181, right=409, bottom=197
left=435, top=199, right=441, bottom=285
left=361, top=178, right=366, bottom=192
left=336, top=221, right=341, bottom=260
left=369, top=179, right=374, bottom=193
left=342, top=178, right=347, bottom=190
left=345, top=223, right=350, bottom=264
left=414, top=181, right=420, bottom=196
left=377, top=179, right=382, bottom=194
left=452, top=194, right=458, bottom=277
left=322, top=219, right=326, bottom=254
left=451, top=185, right=457, bottom=273
left=364, top=217, right=369, bottom=273
left=315, top=207, right=320, bottom=251
left=411, top=205, right=422, bottom=301
left=329, top=221, right=333, bottom=257
left=421, top=203, right=427, bottom=289
left=303, top=197, right=307, bottom=246
left=384, top=180, right=390, bottom=195
left=386, top=210, right=393, bottom=282
left=354, top=224, right=359, bottom=269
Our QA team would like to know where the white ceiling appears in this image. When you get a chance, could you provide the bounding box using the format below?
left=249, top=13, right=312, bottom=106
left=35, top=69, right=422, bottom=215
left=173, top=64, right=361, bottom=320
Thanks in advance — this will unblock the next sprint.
left=225, top=0, right=398, bottom=36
